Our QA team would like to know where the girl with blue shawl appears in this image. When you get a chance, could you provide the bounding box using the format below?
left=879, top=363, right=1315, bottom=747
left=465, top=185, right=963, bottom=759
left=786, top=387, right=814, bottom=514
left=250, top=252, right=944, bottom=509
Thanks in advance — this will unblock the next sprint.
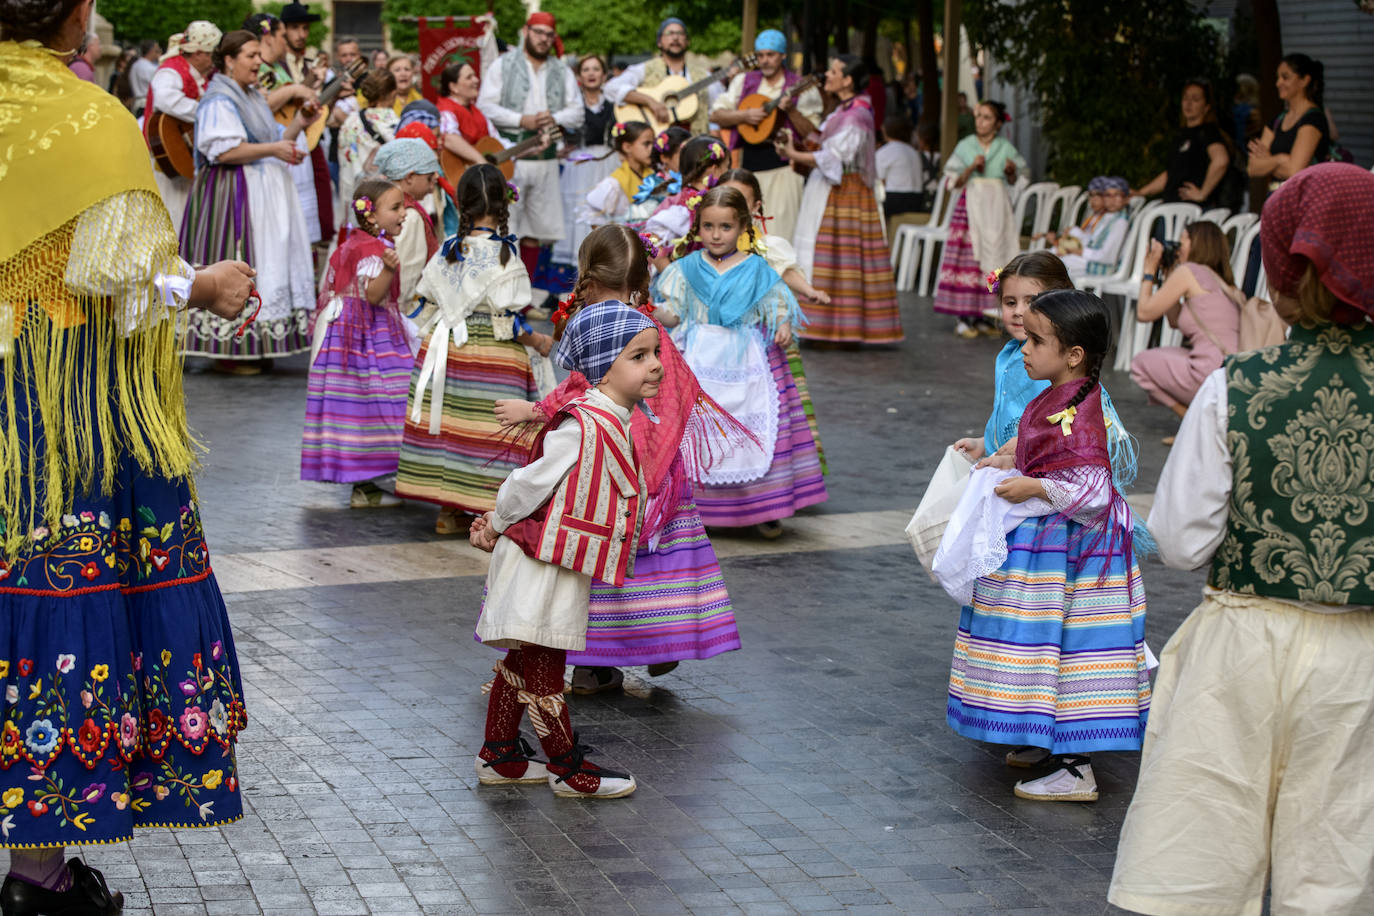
left=654, top=187, right=827, bottom=537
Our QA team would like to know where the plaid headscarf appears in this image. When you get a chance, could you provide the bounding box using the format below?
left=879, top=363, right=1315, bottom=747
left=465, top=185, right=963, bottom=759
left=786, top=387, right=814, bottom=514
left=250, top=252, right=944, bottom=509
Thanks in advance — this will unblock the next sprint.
left=1086, top=176, right=1109, bottom=192
left=555, top=300, right=655, bottom=386
left=1261, top=162, right=1374, bottom=318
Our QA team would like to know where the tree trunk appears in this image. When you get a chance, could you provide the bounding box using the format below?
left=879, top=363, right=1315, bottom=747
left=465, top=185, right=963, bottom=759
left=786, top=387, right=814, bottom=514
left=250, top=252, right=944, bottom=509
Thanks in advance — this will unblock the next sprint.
left=916, top=0, right=940, bottom=135
left=1250, top=0, right=1282, bottom=211
left=940, top=0, right=961, bottom=164
left=800, top=0, right=815, bottom=74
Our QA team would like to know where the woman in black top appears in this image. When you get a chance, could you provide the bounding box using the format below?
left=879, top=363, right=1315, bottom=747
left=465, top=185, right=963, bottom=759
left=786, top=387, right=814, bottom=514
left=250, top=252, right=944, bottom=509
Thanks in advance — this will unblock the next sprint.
left=1133, top=79, right=1233, bottom=208
left=1248, top=53, right=1330, bottom=189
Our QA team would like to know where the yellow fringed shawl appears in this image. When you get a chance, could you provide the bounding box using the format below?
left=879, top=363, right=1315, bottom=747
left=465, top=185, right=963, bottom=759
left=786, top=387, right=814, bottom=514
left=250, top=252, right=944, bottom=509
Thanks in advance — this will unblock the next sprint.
left=0, top=41, right=195, bottom=559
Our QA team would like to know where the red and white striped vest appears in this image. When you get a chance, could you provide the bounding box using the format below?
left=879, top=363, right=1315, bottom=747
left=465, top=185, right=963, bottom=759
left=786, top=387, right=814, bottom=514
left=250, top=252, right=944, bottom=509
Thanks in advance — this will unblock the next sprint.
left=505, top=398, right=646, bottom=587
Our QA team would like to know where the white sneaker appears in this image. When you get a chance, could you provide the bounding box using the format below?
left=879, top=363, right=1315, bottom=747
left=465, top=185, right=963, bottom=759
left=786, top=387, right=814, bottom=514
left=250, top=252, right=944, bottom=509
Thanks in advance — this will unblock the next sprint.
left=1013, top=756, right=1098, bottom=802
left=474, top=737, right=550, bottom=785
left=1004, top=745, right=1053, bottom=768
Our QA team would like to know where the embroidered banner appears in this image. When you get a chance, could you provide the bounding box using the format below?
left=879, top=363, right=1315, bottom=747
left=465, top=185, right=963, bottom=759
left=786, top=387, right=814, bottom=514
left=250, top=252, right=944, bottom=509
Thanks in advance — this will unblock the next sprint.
left=417, top=16, right=490, bottom=103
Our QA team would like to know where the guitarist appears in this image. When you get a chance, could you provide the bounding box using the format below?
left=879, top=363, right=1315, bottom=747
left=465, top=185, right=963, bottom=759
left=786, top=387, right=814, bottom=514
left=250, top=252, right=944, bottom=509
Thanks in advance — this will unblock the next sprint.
left=604, top=18, right=724, bottom=136
left=711, top=30, right=821, bottom=242
left=477, top=11, right=583, bottom=288
left=144, top=20, right=221, bottom=229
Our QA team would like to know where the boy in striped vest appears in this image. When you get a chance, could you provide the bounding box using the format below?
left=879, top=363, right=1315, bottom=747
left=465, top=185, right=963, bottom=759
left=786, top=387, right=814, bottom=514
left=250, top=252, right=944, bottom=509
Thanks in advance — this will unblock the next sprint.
left=469, top=299, right=660, bottom=798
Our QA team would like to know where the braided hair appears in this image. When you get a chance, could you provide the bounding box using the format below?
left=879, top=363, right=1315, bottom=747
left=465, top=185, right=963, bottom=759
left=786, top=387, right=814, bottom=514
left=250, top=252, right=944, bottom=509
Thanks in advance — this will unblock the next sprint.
left=678, top=186, right=756, bottom=259
left=450, top=164, right=513, bottom=266
left=0, top=0, right=83, bottom=42
left=677, top=135, right=728, bottom=191
left=1027, top=289, right=1113, bottom=413
left=651, top=126, right=691, bottom=171
left=556, top=225, right=652, bottom=341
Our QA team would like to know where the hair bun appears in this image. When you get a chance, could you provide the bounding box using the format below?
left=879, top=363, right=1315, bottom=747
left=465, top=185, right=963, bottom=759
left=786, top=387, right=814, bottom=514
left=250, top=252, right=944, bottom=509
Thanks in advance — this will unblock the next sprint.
left=0, top=0, right=78, bottom=42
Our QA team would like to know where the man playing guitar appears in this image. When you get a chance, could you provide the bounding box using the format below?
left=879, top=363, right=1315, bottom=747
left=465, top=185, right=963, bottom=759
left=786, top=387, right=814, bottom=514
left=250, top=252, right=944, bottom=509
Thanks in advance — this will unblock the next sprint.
left=604, top=18, right=724, bottom=136
left=143, top=20, right=221, bottom=229
left=711, top=30, right=821, bottom=242
left=477, top=11, right=583, bottom=290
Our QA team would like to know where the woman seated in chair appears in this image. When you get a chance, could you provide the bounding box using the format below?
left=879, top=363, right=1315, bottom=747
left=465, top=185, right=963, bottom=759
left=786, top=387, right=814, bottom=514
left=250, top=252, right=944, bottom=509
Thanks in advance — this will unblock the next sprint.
left=1130, top=221, right=1242, bottom=439
left=1132, top=78, right=1234, bottom=210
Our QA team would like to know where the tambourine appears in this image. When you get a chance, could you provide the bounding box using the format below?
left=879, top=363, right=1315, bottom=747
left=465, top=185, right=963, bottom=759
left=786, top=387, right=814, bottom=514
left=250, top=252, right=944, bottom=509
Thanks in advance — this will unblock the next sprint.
left=234, top=287, right=262, bottom=339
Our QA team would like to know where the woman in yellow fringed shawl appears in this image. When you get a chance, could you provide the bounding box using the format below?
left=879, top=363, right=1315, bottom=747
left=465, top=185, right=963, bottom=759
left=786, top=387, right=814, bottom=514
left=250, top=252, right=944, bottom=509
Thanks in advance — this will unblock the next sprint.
left=0, top=1, right=258, bottom=909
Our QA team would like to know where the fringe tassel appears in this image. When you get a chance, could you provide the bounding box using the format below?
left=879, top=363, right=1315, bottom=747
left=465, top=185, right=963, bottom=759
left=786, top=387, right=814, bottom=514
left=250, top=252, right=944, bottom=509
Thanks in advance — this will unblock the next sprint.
left=1, top=195, right=196, bottom=560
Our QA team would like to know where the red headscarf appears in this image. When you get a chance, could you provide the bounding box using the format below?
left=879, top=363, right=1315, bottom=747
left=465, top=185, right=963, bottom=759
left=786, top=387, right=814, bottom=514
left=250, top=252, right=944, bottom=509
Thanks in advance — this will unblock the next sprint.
left=1261, top=162, right=1374, bottom=321
left=525, top=11, right=564, bottom=57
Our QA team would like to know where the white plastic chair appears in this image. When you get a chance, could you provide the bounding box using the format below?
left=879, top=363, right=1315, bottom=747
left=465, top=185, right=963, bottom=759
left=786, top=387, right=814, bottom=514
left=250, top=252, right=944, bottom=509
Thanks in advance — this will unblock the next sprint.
left=1105, top=202, right=1202, bottom=370
left=1221, top=212, right=1259, bottom=253
left=1199, top=207, right=1230, bottom=225
left=1231, top=218, right=1263, bottom=289
left=1011, top=181, right=1057, bottom=248
left=1061, top=191, right=1089, bottom=233
left=892, top=177, right=953, bottom=293
left=1030, top=184, right=1080, bottom=250
left=1128, top=195, right=1147, bottom=217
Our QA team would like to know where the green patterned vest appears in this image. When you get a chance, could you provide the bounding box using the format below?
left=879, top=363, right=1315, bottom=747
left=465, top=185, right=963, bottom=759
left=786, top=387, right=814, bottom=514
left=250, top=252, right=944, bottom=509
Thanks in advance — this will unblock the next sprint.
left=1208, top=322, right=1374, bottom=604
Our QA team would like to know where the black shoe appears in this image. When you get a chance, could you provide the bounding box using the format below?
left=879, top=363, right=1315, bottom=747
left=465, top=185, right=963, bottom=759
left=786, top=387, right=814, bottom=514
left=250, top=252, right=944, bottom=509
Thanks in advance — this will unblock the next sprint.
left=0, top=858, right=123, bottom=915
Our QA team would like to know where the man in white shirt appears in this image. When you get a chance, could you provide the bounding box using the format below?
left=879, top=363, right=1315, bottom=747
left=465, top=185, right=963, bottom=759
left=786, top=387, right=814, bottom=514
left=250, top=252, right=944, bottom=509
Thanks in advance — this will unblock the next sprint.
left=128, top=40, right=160, bottom=117
left=874, top=115, right=924, bottom=222
left=144, top=20, right=221, bottom=228
left=477, top=11, right=583, bottom=285
left=603, top=18, right=724, bottom=136
left=710, top=30, right=821, bottom=242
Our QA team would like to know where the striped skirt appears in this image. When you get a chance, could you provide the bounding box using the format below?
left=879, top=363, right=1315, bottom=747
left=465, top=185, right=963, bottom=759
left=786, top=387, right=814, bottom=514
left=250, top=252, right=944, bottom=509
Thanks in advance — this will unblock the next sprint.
left=801, top=173, right=904, bottom=345
left=566, top=501, right=742, bottom=667
left=394, top=317, right=541, bottom=513
left=932, top=193, right=991, bottom=319
left=947, top=515, right=1150, bottom=755
left=301, top=298, right=413, bottom=483
left=694, top=341, right=827, bottom=527
left=784, top=339, right=826, bottom=475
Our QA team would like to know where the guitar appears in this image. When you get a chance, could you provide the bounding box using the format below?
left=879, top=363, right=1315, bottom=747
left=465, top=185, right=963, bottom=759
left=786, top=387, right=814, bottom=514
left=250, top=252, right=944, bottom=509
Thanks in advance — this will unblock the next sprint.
left=147, top=111, right=196, bottom=180
left=439, top=125, right=563, bottom=188
left=736, top=73, right=822, bottom=145
left=270, top=58, right=368, bottom=152
left=613, top=54, right=758, bottom=134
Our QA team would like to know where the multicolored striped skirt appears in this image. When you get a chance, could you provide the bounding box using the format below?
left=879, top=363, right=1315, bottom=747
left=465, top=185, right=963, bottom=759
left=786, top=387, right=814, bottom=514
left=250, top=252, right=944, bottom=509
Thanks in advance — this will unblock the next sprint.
left=181, top=164, right=252, bottom=264
left=784, top=339, right=826, bottom=475
left=947, top=515, right=1150, bottom=755
left=566, top=501, right=742, bottom=667
left=932, top=192, right=992, bottom=319
left=301, top=298, right=413, bottom=483
left=694, top=341, right=827, bottom=527
left=800, top=173, right=904, bottom=345
left=394, top=316, right=541, bottom=513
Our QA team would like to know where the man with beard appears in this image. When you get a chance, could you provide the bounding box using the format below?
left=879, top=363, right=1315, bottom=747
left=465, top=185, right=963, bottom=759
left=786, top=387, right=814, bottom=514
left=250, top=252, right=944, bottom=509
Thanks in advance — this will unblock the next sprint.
left=143, top=20, right=220, bottom=228
left=477, top=11, right=582, bottom=289
left=711, top=29, right=821, bottom=241
left=604, top=17, right=723, bottom=135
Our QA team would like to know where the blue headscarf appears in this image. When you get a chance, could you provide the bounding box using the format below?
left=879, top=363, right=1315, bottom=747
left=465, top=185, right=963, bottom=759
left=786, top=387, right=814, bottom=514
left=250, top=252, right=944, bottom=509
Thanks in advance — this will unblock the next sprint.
left=374, top=138, right=441, bottom=179
left=1087, top=176, right=1110, bottom=192
left=555, top=300, right=655, bottom=386
left=754, top=29, right=786, bottom=54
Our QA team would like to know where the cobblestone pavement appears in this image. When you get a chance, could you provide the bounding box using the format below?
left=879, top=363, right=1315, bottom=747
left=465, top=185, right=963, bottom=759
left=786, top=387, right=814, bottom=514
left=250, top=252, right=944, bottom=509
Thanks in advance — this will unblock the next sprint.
left=74, top=292, right=1201, bottom=914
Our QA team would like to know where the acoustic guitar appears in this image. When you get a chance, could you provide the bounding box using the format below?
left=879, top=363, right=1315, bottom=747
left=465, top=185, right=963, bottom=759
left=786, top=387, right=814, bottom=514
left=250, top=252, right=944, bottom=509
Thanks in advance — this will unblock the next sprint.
left=736, top=73, right=822, bottom=145
left=439, top=125, right=563, bottom=188
left=147, top=111, right=196, bottom=180
left=270, top=58, right=368, bottom=152
left=613, top=54, right=758, bottom=134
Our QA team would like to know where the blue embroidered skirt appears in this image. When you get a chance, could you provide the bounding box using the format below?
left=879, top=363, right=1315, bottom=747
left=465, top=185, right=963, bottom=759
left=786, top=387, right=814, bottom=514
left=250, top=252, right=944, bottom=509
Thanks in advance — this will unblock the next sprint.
left=947, top=515, right=1150, bottom=755
left=0, top=372, right=246, bottom=848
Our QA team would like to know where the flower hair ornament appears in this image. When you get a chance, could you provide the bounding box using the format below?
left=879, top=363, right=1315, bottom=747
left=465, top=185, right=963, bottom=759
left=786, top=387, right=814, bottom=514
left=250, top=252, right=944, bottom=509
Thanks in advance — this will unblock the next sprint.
left=354, top=196, right=374, bottom=222
left=653, top=132, right=671, bottom=153
left=258, top=18, right=273, bottom=35
left=610, top=122, right=628, bottom=142
left=638, top=232, right=662, bottom=260
left=706, top=142, right=725, bottom=163
left=504, top=181, right=520, bottom=203
left=985, top=268, right=1003, bottom=294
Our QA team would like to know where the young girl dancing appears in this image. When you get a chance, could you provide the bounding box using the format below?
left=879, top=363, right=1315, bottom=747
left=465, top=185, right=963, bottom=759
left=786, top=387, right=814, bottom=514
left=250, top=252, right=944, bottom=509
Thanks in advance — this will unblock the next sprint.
left=394, top=164, right=554, bottom=534
left=374, top=138, right=442, bottom=321
left=302, top=178, right=413, bottom=508
left=630, top=126, right=690, bottom=207
left=720, top=167, right=829, bottom=473
left=469, top=298, right=663, bottom=798
left=494, top=226, right=746, bottom=695
left=936, top=290, right=1149, bottom=802
left=656, top=186, right=827, bottom=537
left=581, top=121, right=658, bottom=228
left=644, top=135, right=731, bottom=245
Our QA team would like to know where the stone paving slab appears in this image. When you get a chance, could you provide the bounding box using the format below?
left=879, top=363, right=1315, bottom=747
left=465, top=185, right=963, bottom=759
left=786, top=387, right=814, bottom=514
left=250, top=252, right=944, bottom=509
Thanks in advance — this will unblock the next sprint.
left=67, top=293, right=1197, bottom=913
